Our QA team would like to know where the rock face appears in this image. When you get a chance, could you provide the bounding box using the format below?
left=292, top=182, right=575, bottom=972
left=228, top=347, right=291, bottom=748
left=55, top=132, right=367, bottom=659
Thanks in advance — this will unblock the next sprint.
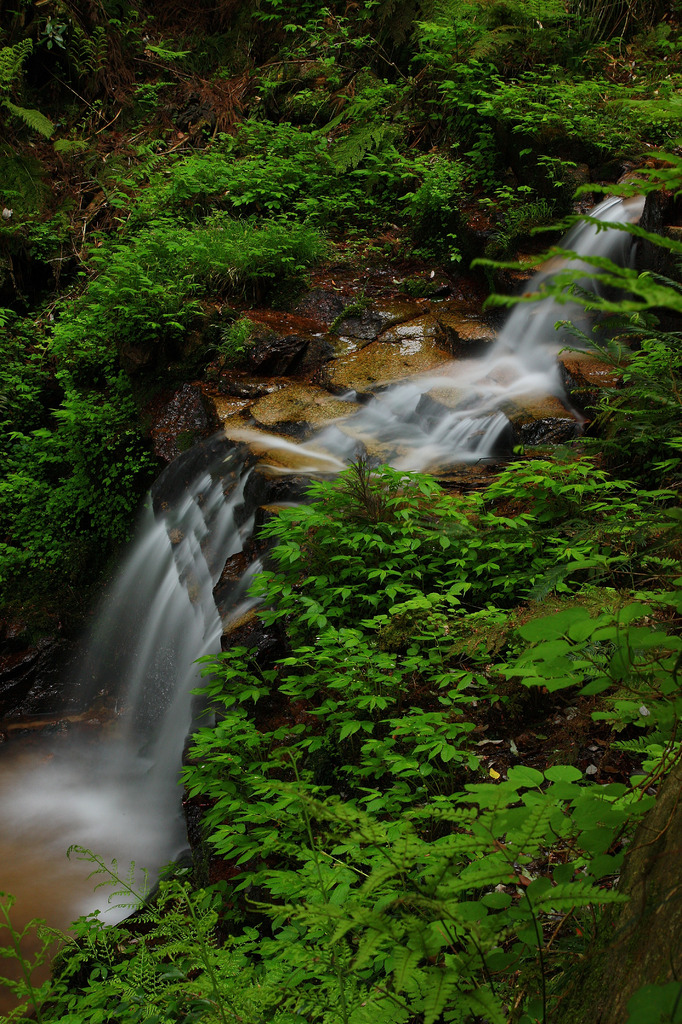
left=248, top=331, right=334, bottom=377
left=245, top=312, right=335, bottom=376
left=149, top=383, right=215, bottom=463
left=0, top=622, right=73, bottom=720
left=637, top=188, right=682, bottom=277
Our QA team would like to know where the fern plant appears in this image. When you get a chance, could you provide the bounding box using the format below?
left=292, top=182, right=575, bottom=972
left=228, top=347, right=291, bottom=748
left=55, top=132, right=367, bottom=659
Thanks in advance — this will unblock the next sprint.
left=0, top=40, right=54, bottom=138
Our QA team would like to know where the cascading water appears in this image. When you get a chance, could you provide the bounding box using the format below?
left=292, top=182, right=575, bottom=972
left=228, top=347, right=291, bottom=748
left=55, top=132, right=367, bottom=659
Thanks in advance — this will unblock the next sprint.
left=0, top=195, right=645, bottom=1005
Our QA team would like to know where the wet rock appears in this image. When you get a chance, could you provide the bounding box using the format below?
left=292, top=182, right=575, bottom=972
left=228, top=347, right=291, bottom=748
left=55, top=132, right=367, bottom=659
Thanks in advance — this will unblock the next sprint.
left=213, top=550, right=254, bottom=620
left=558, top=352, right=622, bottom=415
left=377, top=314, right=446, bottom=347
left=334, top=299, right=423, bottom=341
left=204, top=393, right=252, bottom=424
left=221, top=423, right=346, bottom=476
left=220, top=607, right=284, bottom=667
left=435, top=307, right=496, bottom=356
left=247, top=329, right=334, bottom=377
left=248, top=309, right=329, bottom=336
left=293, top=288, right=346, bottom=325
left=637, top=188, right=682, bottom=275
left=320, top=336, right=451, bottom=395
left=224, top=378, right=285, bottom=399
left=501, top=395, right=580, bottom=446
left=243, top=464, right=311, bottom=510
left=0, top=626, right=72, bottom=719
left=150, top=383, right=215, bottom=463
left=413, top=387, right=472, bottom=430
left=151, top=433, right=242, bottom=512
left=249, top=384, right=360, bottom=438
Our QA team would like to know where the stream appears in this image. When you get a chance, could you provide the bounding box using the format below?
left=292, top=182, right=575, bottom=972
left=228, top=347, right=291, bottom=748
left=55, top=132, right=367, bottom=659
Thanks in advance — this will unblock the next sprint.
left=0, top=195, right=644, bottom=1008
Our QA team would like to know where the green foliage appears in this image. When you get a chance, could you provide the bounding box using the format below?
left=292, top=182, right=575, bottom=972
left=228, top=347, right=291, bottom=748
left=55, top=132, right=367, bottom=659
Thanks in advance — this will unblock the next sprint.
left=0, top=891, right=57, bottom=1023
left=216, top=316, right=257, bottom=365
left=482, top=184, right=557, bottom=258
left=0, top=40, right=32, bottom=93
left=3, top=3, right=682, bottom=1018
left=403, top=157, right=467, bottom=261
left=2, top=101, right=54, bottom=138
left=2, top=849, right=254, bottom=1024
left=0, top=153, right=49, bottom=214
left=254, top=457, right=669, bottom=636
left=627, top=981, right=682, bottom=1024
left=586, top=318, right=682, bottom=482
left=0, top=40, right=55, bottom=137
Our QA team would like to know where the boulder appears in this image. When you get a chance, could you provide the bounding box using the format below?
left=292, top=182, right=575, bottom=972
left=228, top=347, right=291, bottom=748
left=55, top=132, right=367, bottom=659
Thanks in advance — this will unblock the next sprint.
left=334, top=299, right=423, bottom=341
left=558, top=351, right=622, bottom=415
left=151, top=433, right=243, bottom=512
left=247, top=329, right=334, bottom=377
left=500, top=394, right=581, bottom=446
left=221, top=422, right=346, bottom=477
left=293, top=288, right=347, bottom=325
left=320, top=335, right=452, bottom=396
left=0, top=623, right=73, bottom=720
left=434, top=306, right=497, bottom=356
left=377, top=314, right=446, bottom=347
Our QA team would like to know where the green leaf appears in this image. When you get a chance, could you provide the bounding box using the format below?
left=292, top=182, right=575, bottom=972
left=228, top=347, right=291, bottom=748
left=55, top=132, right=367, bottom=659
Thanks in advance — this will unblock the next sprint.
left=482, top=891, right=512, bottom=909
left=545, top=765, right=583, bottom=782
left=507, top=765, right=545, bottom=788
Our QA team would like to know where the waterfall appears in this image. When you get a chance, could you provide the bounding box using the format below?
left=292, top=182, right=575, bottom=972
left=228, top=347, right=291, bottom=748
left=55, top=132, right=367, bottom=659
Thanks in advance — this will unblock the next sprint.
left=0, top=195, right=645, bottom=955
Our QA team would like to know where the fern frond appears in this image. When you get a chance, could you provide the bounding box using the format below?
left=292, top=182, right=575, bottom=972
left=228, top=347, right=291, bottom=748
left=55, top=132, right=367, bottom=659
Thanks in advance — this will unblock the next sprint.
left=533, top=880, right=629, bottom=910
left=3, top=101, right=54, bottom=138
left=331, top=124, right=394, bottom=173
left=0, top=40, right=32, bottom=93
left=461, top=988, right=508, bottom=1024
left=470, top=25, right=523, bottom=59
left=421, top=967, right=459, bottom=1024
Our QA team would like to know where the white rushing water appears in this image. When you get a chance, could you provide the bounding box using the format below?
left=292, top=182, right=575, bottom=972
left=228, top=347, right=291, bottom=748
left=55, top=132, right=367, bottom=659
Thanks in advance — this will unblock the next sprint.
left=0, top=196, right=645, bottom=976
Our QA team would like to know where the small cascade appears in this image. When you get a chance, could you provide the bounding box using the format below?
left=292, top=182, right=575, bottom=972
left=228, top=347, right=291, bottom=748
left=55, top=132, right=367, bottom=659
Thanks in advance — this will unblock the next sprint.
left=312, top=194, right=646, bottom=470
left=0, top=196, right=645, bottom=970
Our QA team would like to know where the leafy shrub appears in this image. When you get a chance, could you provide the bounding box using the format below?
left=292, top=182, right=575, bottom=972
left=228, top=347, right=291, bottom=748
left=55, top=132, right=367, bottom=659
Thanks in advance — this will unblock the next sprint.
left=403, top=157, right=467, bottom=260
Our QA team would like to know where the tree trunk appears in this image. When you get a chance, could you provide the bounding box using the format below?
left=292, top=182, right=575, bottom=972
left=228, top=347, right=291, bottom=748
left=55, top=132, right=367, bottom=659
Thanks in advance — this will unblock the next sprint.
left=555, top=762, right=682, bottom=1023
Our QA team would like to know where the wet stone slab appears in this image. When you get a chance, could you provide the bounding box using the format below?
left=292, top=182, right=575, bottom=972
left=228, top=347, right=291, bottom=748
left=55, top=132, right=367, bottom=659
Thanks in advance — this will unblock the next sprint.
left=321, top=336, right=452, bottom=395
left=249, top=384, right=360, bottom=437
